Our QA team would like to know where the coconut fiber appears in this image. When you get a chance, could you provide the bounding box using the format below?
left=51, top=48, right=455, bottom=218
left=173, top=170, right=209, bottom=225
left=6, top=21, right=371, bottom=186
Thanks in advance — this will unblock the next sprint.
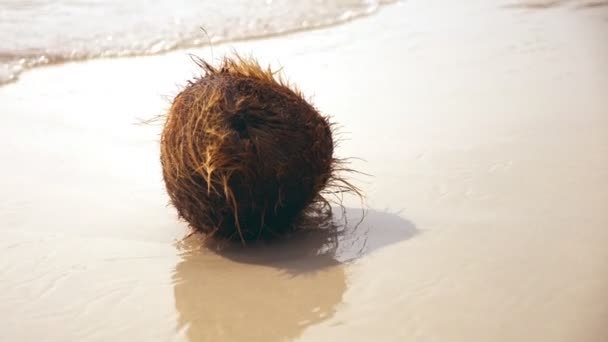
left=160, top=56, right=357, bottom=243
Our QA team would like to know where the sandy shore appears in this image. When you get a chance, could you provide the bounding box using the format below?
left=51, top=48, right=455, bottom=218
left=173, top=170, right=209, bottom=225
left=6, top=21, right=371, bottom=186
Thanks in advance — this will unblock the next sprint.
left=1, top=1, right=608, bottom=341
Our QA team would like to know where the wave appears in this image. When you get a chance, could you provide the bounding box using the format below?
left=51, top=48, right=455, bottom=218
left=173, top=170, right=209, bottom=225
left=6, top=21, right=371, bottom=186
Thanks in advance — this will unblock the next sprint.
left=0, top=0, right=397, bottom=86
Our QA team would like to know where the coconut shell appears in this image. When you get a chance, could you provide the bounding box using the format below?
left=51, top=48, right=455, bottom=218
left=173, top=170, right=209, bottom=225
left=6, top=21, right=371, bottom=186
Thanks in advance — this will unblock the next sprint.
left=161, top=56, right=355, bottom=242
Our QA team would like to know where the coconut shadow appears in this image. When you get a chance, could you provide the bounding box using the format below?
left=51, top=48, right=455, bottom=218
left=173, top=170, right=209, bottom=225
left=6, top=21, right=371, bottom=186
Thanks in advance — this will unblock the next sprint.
left=171, top=208, right=417, bottom=341
left=208, top=208, right=419, bottom=274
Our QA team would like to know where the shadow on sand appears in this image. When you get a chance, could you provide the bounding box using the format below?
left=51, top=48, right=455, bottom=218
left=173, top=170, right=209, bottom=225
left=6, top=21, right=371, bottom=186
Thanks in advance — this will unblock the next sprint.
left=172, top=208, right=417, bottom=341
left=207, top=208, right=419, bottom=273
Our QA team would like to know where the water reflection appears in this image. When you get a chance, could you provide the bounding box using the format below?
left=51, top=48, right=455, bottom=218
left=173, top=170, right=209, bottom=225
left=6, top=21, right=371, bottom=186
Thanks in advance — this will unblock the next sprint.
left=172, top=208, right=417, bottom=341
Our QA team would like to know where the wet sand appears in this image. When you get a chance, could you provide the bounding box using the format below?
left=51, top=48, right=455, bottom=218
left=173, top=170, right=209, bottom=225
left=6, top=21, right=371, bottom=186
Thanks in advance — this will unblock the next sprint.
left=1, top=1, right=608, bottom=341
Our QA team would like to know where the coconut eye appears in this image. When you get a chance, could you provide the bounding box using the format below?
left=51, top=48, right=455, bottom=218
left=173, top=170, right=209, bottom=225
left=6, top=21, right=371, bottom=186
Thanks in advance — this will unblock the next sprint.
left=229, top=113, right=249, bottom=139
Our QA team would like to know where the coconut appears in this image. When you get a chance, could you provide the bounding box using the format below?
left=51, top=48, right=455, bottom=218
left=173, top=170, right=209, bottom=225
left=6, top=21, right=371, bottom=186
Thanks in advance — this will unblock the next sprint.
left=160, top=55, right=357, bottom=243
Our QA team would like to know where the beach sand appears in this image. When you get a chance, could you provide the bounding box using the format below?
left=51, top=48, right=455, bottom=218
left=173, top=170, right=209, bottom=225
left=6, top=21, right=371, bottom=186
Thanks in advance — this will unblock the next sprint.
left=1, top=0, right=607, bottom=341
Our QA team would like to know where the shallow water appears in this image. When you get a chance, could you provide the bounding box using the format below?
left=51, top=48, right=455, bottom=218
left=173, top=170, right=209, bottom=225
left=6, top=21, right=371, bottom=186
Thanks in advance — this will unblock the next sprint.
left=0, top=0, right=395, bottom=85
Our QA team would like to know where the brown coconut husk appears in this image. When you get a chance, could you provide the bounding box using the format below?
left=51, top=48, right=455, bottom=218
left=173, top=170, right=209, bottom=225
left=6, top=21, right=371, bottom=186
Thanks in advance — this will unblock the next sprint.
left=161, top=55, right=360, bottom=243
